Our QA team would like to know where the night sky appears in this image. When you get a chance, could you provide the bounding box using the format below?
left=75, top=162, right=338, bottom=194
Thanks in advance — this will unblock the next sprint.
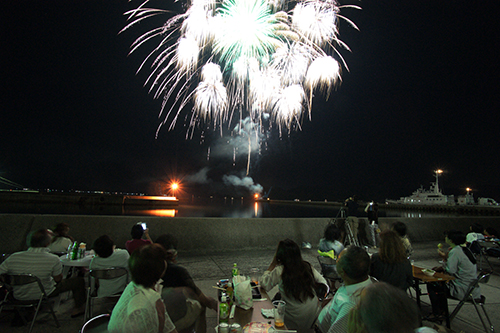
left=1, top=0, right=499, bottom=202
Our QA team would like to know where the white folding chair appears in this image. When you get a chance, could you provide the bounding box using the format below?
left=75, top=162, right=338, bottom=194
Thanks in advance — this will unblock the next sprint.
left=81, top=313, right=110, bottom=333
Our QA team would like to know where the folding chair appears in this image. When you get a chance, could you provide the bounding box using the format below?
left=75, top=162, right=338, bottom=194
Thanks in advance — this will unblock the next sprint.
left=84, top=268, right=128, bottom=323
left=449, top=270, right=494, bottom=333
left=478, top=241, right=498, bottom=272
left=0, top=273, right=60, bottom=333
left=317, top=254, right=342, bottom=292
left=81, top=313, right=110, bottom=333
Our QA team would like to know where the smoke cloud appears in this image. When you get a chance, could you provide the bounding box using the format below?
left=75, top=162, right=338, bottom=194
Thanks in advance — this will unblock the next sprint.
left=223, top=174, right=263, bottom=194
left=185, top=167, right=211, bottom=184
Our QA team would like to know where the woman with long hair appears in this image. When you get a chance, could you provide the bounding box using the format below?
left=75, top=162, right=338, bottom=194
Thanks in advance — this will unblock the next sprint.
left=261, top=239, right=327, bottom=333
left=369, top=230, right=413, bottom=290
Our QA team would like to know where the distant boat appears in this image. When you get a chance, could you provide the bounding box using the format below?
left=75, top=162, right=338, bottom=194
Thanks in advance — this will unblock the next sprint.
left=386, top=170, right=455, bottom=206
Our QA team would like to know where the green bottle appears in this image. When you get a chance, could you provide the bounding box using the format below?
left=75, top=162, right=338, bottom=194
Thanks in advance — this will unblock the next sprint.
left=219, top=294, right=229, bottom=323
left=70, top=241, right=78, bottom=260
left=231, top=263, right=239, bottom=277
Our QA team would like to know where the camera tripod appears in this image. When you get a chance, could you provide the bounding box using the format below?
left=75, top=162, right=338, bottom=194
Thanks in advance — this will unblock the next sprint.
left=332, top=206, right=359, bottom=247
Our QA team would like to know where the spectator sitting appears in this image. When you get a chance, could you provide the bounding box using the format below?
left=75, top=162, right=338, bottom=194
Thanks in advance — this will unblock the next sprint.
left=261, top=239, right=327, bottom=333
left=318, top=224, right=344, bottom=257
left=48, top=222, right=74, bottom=253
left=90, top=235, right=130, bottom=297
left=392, top=221, right=413, bottom=257
left=0, top=229, right=86, bottom=317
left=108, top=244, right=178, bottom=333
left=369, top=230, right=413, bottom=290
left=347, top=282, right=428, bottom=333
left=125, top=223, right=152, bottom=254
left=466, top=223, right=485, bottom=254
left=428, top=230, right=479, bottom=318
left=156, top=234, right=217, bottom=333
left=316, top=245, right=372, bottom=333
left=467, top=223, right=485, bottom=243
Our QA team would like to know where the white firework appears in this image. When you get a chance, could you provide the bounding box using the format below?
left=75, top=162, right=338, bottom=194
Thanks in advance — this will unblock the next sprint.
left=122, top=0, right=359, bottom=140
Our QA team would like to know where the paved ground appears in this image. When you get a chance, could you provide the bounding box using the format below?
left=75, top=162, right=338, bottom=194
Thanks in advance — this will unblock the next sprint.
left=1, top=241, right=499, bottom=332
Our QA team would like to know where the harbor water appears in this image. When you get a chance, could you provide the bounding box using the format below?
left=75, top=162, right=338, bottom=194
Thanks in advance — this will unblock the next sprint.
left=0, top=196, right=464, bottom=218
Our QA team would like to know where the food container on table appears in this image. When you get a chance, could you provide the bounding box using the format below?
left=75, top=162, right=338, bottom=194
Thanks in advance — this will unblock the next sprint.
left=422, top=269, right=436, bottom=277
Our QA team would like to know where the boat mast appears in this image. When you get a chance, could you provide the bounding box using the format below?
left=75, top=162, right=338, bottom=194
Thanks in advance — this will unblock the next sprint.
left=434, top=169, right=443, bottom=194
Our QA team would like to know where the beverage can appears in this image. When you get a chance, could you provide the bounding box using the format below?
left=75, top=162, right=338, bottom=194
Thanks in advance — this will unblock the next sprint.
left=230, top=323, right=241, bottom=333
left=219, top=323, right=230, bottom=333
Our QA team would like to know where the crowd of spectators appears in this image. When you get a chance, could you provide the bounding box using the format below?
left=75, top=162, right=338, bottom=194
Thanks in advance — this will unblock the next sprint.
left=2, top=217, right=495, bottom=333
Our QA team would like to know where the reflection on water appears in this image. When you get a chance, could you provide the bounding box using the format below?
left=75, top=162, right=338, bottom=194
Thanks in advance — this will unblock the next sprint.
left=127, top=209, right=177, bottom=217
left=0, top=198, right=461, bottom=218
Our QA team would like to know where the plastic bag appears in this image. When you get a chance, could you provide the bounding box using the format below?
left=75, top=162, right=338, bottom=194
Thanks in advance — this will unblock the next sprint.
left=233, top=275, right=253, bottom=310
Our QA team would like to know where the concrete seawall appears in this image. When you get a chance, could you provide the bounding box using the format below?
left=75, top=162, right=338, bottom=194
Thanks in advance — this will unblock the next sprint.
left=2, top=214, right=500, bottom=254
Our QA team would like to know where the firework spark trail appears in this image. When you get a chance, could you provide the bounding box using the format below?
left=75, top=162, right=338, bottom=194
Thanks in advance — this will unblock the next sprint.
left=123, top=0, right=359, bottom=170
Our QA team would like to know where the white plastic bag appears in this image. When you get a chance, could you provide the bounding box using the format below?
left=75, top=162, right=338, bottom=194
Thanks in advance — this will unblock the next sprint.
left=233, top=275, right=253, bottom=310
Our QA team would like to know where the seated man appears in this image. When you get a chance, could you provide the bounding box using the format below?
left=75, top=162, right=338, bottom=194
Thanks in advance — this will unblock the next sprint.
left=125, top=223, right=152, bottom=254
left=90, top=235, right=130, bottom=297
left=316, top=245, right=372, bottom=333
left=0, top=229, right=86, bottom=317
left=156, top=234, right=217, bottom=333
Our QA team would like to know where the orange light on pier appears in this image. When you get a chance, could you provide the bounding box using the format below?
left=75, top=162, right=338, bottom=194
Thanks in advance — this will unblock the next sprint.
left=170, top=182, right=180, bottom=199
left=254, top=193, right=259, bottom=200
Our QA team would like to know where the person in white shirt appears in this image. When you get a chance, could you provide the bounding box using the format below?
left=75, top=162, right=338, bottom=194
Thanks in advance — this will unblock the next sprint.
left=108, top=244, right=177, bottom=333
left=90, top=235, right=130, bottom=297
left=48, top=222, right=74, bottom=253
left=0, top=229, right=86, bottom=317
left=465, top=223, right=485, bottom=255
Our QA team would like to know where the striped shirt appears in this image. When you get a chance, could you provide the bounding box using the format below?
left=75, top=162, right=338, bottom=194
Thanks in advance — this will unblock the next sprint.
left=0, top=247, right=62, bottom=300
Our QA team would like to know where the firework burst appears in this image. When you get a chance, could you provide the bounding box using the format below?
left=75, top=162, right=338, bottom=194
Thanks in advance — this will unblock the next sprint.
left=122, top=0, right=359, bottom=137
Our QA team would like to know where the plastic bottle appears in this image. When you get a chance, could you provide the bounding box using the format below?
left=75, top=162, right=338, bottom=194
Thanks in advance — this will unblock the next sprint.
left=226, top=282, right=234, bottom=307
left=70, top=241, right=78, bottom=260
left=219, top=294, right=229, bottom=323
left=231, top=263, right=239, bottom=277
left=78, top=243, right=86, bottom=259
